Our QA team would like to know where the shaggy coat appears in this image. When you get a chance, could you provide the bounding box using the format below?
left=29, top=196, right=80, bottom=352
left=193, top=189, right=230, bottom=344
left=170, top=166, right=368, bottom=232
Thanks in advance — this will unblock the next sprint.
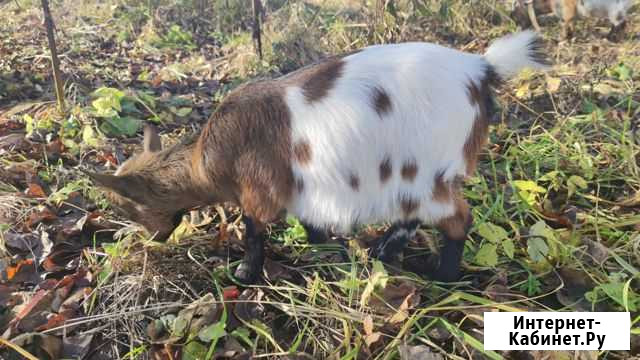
left=89, top=31, right=548, bottom=283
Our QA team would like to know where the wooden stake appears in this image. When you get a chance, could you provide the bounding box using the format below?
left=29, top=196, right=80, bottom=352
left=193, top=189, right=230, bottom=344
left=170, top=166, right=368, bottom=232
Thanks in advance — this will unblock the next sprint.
left=41, top=0, right=65, bottom=114
left=252, top=0, right=263, bottom=60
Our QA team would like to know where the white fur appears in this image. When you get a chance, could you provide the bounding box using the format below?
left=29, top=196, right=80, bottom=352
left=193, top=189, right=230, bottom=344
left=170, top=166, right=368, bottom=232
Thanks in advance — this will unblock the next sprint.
left=284, top=32, right=546, bottom=233
left=578, top=0, right=633, bottom=25
left=484, top=30, right=548, bottom=79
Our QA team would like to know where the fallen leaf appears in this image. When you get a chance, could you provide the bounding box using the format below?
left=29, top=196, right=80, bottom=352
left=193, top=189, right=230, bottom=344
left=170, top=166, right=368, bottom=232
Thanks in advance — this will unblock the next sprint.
left=25, top=207, right=58, bottom=229
left=363, top=315, right=374, bottom=336
left=556, top=268, right=595, bottom=311
left=4, top=287, right=54, bottom=337
left=364, top=331, right=382, bottom=347
left=26, top=183, right=46, bottom=198
left=369, top=281, right=420, bottom=321
left=546, top=76, right=561, bottom=93
left=5, top=258, right=40, bottom=284
left=41, top=242, right=83, bottom=272
left=10, top=333, right=62, bottom=360
left=398, top=345, right=443, bottom=360
left=223, top=286, right=240, bottom=301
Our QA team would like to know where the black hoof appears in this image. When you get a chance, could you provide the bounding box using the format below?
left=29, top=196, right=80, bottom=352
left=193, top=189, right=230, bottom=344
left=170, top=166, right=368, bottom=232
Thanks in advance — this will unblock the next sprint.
left=234, top=262, right=260, bottom=284
left=432, top=267, right=461, bottom=283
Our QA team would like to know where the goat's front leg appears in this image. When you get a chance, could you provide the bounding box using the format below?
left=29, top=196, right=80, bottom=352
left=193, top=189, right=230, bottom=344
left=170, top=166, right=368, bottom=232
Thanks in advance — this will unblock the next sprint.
left=234, top=216, right=265, bottom=283
left=433, top=199, right=472, bottom=282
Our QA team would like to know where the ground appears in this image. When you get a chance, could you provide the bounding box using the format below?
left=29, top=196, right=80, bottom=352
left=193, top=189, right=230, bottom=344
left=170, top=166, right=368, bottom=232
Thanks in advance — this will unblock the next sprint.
left=0, top=0, right=639, bottom=359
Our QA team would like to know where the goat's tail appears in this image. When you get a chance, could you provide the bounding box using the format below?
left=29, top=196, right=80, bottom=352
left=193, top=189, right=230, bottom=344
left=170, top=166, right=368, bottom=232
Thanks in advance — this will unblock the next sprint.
left=483, top=30, right=550, bottom=80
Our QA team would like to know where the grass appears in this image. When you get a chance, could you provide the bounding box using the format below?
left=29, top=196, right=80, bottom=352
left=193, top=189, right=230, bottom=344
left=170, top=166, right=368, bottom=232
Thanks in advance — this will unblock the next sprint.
left=0, top=0, right=639, bottom=359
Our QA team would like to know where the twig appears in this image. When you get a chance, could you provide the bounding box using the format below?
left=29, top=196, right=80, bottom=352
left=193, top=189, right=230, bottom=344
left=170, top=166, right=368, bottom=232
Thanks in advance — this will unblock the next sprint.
left=40, top=0, right=66, bottom=114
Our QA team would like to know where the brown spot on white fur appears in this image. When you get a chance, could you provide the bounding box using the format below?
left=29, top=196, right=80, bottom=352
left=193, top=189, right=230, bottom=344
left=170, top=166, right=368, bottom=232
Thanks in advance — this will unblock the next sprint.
left=463, top=70, right=501, bottom=175
left=372, top=86, right=392, bottom=115
left=290, top=58, right=345, bottom=103
left=435, top=194, right=471, bottom=240
left=401, top=160, right=418, bottom=181
left=432, top=171, right=451, bottom=203
left=379, top=156, right=392, bottom=184
left=400, top=195, right=420, bottom=216
left=293, top=140, right=312, bottom=165
left=348, top=173, right=360, bottom=191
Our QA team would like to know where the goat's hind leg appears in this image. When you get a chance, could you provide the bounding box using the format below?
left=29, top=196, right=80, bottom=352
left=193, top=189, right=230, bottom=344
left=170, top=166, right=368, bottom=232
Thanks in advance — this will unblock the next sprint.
left=370, top=220, right=421, bottom=263
left=432, top=198, right=472, bottom=282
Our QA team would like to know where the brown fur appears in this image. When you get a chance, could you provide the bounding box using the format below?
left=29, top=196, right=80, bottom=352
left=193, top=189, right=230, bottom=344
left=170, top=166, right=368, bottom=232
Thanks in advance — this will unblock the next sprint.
left=462, top=71, right=497, bottom=175
left=379, top=156, right=392, bottom=184
left=348, top=173, right=360, bottom=191
left=432, top=171, right=451, bottom=203
left=372, top=86, right=392, bottom=115
left=400, top=196, right=420, bottom=216
left=293, top=140, right=312, bottom=165
left=286, top=58, right=345, bottom=103
left=435, top=193, right=471, bottom=240
left=400, top=160, right=418, bottom=182
left=91, top=54, right=352, bottom=240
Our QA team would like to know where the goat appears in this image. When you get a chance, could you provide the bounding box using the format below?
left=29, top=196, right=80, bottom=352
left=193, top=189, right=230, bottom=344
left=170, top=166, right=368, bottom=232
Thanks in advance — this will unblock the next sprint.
left=88, top=31, right=548, bottom=283
left=511, top=0, right=633, bottom=40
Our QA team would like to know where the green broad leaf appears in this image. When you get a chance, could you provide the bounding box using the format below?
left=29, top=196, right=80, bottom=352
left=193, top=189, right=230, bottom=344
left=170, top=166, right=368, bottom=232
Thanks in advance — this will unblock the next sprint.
left=598, top=282, right=638, bottom=311
left=527, top=237, right=549, bottom=263
left=174, top=107, right=192, bottom=117
left=477, top=222, right=508, bottom=243
left=136, top=90, right=157, bottom=109
left=502, top=238, right=515, bottom=259
left=360, top=260, right=389, bottom=306
left=171, top=315, right=188, bottom=337
left=231, top=327, right=253, bottom=348
left=182, top=340, right=209, bottom=360
left=198, top=320, right=227, bottom=343
left=120, top=99, right=142, bottom=115
left=512, top=180, right=546, bottom=194
left=92, top=87, right=125, bottom=100
left=92, top=97, right=120, bottom=117
left=609, top=63, right=633, bottom=81
left=23, top=114, right=35, bottom=136
left=567, top=175, right=588, bottom=198
left=530, top=220, right=557, bottom=243
left=100, top=116, right=142, bottom=137
left=474, top=243, right=498, bottom=267
left=82, top=125, right=100, bottom=147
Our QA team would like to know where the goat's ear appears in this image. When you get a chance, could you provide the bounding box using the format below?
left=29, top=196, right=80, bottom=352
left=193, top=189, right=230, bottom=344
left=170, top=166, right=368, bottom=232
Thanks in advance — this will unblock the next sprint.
left=85, top=171, right=148, bottom=203
left=143, top=124, right=162, bottom=153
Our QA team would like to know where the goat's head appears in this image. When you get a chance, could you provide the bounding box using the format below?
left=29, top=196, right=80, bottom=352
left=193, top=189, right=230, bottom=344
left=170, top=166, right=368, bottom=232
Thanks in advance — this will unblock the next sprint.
left=87, top=125, right=188, bottom=241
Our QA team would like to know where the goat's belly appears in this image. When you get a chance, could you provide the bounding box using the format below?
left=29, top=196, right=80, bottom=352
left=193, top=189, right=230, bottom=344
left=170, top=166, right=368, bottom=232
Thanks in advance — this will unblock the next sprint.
left=285, top=155, right=460, bottom=233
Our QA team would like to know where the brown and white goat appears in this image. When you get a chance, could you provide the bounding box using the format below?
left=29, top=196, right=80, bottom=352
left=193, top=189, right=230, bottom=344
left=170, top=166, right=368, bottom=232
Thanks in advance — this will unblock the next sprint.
left=511, top=0, right=632, bottom=39
left=88, top=31, right=548, bottom=283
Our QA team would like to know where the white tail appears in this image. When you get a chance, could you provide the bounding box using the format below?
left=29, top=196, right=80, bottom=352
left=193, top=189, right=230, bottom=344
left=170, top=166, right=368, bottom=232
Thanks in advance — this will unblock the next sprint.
left=484, top=30, right=549, bottom=79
